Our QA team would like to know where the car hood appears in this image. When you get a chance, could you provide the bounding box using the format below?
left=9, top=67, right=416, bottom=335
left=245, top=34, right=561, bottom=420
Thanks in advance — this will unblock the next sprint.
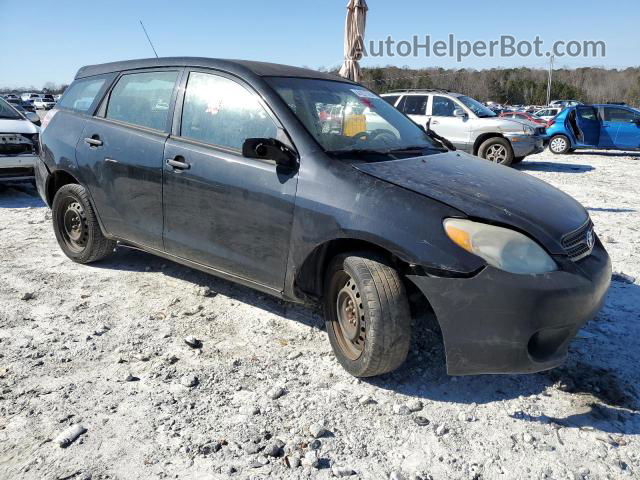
left=0, top=119, right=38, bottom=134
left=353, top=151, right=589, bottom=254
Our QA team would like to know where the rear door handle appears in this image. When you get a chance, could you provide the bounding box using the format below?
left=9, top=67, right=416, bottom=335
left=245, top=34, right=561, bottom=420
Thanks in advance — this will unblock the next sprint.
left=85, top=137, right=103, bottom=147
left=431, top=120, right=440, bottom=125
left=166, top=157, right=190, bottom=170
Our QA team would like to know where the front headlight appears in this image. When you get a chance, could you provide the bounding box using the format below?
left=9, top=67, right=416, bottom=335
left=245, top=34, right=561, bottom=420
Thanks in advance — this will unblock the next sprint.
left=523, top=124, right=535, bottom=135
left=443, top=218, right=557, bottom=274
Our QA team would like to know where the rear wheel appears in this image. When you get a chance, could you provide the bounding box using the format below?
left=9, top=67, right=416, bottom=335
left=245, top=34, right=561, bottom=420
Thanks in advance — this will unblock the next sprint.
left=324, top=253, right=411, bottom=377
left=52, top=184, right=116, bottom=264
left=549, top=135, right=571, bottom=154
left=478, top=137, right=514, bottom=166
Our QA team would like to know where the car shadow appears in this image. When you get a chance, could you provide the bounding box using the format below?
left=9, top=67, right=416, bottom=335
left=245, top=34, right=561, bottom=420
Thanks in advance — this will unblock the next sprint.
left=515, top=162, right=595, bottom=173
left=587, top=207, right=637, bottom=213
left=570, top=150, right=640, bottom=158
left=91, top=247, right=324, bottom=330
left=91, top=247, right=639, bottom=435
left=0, top=183, right=45, bottom=208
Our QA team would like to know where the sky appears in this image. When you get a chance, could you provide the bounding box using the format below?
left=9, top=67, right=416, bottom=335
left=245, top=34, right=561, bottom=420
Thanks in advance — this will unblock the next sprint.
left=1, top=0, right=638, bottom=89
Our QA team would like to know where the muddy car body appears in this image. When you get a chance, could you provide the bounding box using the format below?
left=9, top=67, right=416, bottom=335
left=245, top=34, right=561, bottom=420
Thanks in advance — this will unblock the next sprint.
left=37, top=58, right=611, bottom=377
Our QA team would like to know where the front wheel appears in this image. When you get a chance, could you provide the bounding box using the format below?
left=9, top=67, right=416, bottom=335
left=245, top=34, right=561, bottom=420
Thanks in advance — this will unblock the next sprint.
left=324, top=253, right=411, bottom=377
left=478, top=137, right=514, bottom=166
left=549, top=135, right=571, bottom=154
left=52, top=184, right=116, bottom=264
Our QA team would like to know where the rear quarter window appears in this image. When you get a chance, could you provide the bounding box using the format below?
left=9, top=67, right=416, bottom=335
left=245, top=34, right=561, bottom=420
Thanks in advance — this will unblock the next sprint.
left=58, top=77, right=108, bottom=113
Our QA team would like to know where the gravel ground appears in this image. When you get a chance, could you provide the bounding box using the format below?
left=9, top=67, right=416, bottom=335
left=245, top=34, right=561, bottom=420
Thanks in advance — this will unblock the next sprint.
left=0, top=150, right=639, bottom=480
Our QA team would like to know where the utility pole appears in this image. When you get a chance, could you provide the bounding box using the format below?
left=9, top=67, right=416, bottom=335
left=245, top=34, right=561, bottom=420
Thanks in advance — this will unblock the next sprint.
left=546, top=55, right=554, bottom=106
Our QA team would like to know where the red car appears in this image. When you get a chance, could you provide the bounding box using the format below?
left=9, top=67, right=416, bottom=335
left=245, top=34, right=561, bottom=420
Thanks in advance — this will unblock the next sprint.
left=499, top=111, right=547, bottom=126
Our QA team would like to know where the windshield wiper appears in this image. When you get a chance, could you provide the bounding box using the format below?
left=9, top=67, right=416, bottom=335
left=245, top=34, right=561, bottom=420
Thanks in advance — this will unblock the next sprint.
left=326, top=148, right=389, bottom=157
left=386, top=145, right=444, bottom=154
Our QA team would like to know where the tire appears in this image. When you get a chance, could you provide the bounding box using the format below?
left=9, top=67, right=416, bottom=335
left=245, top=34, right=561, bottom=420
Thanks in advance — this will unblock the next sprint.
left=549, top=135, right=571, bottom=154
left=52, top=184, right=116, bottom=264
left=512, top=156, right=525, bottom=164
left=478, top=137, right=514, bottom=166
left=323, top=252, right=411, bottom=377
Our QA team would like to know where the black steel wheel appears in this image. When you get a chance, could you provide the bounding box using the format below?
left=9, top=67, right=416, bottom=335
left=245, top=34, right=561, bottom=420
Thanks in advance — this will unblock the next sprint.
left=324, top=252, right=411, bottom=377
left=52, top=184, right=116, bottom=263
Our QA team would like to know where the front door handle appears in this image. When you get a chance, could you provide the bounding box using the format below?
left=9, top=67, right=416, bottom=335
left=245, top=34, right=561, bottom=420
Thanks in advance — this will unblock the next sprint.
left=166, top=156, right=190, bottom=170
left=84, top=137, right=103, bottom=147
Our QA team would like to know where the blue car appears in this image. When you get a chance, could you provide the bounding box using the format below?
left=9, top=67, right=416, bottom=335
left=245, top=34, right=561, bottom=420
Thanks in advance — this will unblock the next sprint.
left=546, top=104, right=640, bottom=154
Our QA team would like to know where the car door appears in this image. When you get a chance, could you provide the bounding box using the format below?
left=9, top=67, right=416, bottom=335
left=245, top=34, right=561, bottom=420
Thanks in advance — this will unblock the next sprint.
left=428, top=95, right=471, bottom=149
left=76, top=69, right=181, bottom=250
left=574, top=105, right=600, bottom=147
left=162, top=69, right=298, bottom=290
left=600, top=106, right=640, bottom=149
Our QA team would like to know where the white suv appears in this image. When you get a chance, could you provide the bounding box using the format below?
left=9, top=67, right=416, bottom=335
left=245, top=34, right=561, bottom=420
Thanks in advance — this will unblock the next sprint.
left=382, top=89, right=545, bottom=166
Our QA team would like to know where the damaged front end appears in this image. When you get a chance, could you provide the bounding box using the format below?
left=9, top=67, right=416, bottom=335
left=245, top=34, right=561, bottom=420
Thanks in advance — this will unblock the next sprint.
left=0, top=132, right=39, bottom=181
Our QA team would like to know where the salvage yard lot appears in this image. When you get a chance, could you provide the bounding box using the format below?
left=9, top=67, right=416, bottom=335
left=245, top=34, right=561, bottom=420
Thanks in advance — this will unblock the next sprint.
left=0, top=151, right=639, bottom=479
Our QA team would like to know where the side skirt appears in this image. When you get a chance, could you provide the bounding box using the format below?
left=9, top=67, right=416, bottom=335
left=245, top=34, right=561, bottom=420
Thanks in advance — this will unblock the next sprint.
left=113, top=240, right=287, bottom=300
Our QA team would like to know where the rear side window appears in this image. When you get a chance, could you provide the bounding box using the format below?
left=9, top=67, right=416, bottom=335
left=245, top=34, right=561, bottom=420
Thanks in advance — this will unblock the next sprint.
left=399, top=95, right=427, bottom=115
left=180, top=72, right=278, bottom=150
left=106, top=71, right=178, bottom=131
left=382, top=95, right=400, bottom=106
left=58, top=77, right=106, bottom=113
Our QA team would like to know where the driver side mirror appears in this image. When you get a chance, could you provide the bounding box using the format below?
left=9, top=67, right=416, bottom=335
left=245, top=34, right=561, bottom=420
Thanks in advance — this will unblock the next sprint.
left=633, top=118, right=640, bottom=126
left=242, top=138, right=298, bottom=170
left=25, top=112, right=41, bottom=126
left=453, top=108, right=467, bottom=118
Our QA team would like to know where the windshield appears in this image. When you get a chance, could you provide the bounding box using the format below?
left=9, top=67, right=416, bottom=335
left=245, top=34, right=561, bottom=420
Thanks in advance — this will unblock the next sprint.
left=458, top=96, right=496, bottom=118
left=266, top=77, right=443, bottom=159
left=0, top=98, right=22, bottom=120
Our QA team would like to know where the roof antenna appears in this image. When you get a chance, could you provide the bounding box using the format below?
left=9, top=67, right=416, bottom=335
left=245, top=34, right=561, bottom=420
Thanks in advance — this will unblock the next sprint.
left=139, top=20, right=159, bottom=58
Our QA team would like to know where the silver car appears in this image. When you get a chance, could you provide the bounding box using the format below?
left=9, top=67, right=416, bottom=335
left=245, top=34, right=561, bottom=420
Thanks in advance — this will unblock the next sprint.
left=382, top=89, right=545, bottom=166
left=0, top=97, right=40, bottom=183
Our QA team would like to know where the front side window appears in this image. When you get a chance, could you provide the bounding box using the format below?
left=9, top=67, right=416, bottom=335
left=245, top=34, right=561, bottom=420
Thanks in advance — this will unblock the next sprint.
left=457, top=95, right=496, bottom=118
left=432, top=96, right=459, bottom=117
left=180, top=72, right=278, bottom=151
left=400, top=95, right=427, bottom=115
left=106, top=71, right=178, bottom=131
left=58, top=77, right=107, bottom=113
left=603, top=107, right=638, bottom=123
left=266, top=77, right=442, bottom=157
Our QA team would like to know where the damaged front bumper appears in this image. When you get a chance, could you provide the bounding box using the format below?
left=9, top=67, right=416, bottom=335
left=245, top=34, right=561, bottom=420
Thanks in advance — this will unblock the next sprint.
left=407, top=242, right=611, bottom=375
left=505, top=133, right=545, bottom=158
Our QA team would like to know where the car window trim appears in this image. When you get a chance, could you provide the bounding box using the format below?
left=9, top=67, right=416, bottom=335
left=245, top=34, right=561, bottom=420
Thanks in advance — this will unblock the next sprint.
left=95, top=67, right=185, bottom=134
left=170, top=67, right=295, bottom=157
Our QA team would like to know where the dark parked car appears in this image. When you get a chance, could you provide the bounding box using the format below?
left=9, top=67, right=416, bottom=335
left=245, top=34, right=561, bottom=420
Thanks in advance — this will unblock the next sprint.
left=37, top=58, right=611, bottom=377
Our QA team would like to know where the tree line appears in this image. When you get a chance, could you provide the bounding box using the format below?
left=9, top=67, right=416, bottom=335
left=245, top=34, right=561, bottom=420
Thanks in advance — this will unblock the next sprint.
left=356, top=66, right=640, bottom=106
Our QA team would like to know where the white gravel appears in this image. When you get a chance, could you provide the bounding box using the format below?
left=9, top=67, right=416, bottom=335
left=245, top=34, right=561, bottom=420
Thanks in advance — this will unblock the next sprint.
left=0, top=150, right=639, bottom=480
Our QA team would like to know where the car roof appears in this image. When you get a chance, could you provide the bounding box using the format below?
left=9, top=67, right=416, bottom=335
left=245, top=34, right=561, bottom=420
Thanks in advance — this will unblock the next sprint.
left=381, top=89, right=463, bottom=97
left=75, top=57, right=350, bottom=83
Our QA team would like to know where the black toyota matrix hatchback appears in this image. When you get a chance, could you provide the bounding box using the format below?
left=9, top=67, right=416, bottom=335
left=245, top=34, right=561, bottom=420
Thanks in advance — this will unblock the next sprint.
left=36, top=58, right=611, bottom=377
